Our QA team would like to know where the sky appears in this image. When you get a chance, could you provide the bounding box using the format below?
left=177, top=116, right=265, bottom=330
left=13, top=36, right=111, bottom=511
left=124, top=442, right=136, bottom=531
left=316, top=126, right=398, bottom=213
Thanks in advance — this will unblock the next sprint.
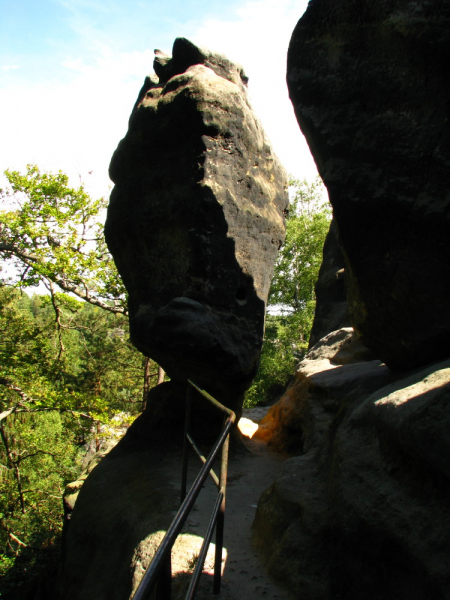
left=0, top=0, right=317, bottom=201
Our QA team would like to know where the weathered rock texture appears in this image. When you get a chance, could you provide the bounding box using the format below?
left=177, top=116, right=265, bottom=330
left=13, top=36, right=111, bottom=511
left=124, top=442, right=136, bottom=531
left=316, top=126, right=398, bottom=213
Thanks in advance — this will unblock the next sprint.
left=57, top=382, right=289, bottom=600
left=255, top=328, right=384, bottom=454
left=287, top=1, right=450, bottom=370
left=254, top=329, right=450, bottom=599
left=58, top=382, right=186, bottom=600
left=58, top=426, right=185, bottom=599
left=106, top=38, right=288, bottom=409
left=308, top=220, right=350, bottom=348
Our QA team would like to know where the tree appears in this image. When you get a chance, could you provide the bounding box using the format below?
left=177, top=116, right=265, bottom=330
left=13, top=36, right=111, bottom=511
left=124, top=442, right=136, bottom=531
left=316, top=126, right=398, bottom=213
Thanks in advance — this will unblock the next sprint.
left=0, top=166, right=162, bottom=594
left=244, top=177, right=332, bottom=407
left=0, top=164, right=164, bottom=399
left=0, top=165, right=165, bottom=408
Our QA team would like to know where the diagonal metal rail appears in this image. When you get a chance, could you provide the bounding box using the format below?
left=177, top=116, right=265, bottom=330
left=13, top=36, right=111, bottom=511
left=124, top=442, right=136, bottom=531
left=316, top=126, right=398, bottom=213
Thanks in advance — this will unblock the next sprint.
left=132, top=380, right=236, bottom=600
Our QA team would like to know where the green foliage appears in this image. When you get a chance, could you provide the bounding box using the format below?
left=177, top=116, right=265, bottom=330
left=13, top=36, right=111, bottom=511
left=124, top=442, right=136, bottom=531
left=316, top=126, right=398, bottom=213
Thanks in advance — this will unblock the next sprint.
left=0, top=288, right=151, bottom=596
left=0, top=411, right=79, bottom=593
left=0, top=279, right=147, bottom=422
left=0, top=287, right=63, bottom=411
left=0, top=164, right=126, bottom=313
left=0, top=166, right=161, bottom=595
left=269, top=177, right=332, bottom=317
left=244, top=178, right=332, bottom=408
left=244, top=314, right=299, bottom=407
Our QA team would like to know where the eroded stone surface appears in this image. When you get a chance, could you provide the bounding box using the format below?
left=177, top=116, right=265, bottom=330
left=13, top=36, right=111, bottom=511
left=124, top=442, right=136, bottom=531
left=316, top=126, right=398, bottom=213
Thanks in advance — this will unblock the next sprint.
left=308, top=220, right=350, bottom=348
left=106, top=38, right=288, bottom=410
left=255, top=328, right=391, bottom=454
left=287, top=0, right=450, bottom=370
left=253, top=329, right=450, bottom=599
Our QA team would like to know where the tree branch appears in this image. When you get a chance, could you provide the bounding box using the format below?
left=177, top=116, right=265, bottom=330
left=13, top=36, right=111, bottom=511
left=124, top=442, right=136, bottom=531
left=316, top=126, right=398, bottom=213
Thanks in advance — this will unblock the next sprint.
left=0, top=379, right=32, bottom=418
left=0, top=422, right=26, bottom=514
left=9, top=532, right=28, bottom=552
left=0, top=244, right=127, bottom=315
left=46, top=280, right=66, bottom=360
left=0, top=380, right=94, bottom=422
left=16, top=450, right=56, bottom=464
left=0, top=404, right=19, bottom=423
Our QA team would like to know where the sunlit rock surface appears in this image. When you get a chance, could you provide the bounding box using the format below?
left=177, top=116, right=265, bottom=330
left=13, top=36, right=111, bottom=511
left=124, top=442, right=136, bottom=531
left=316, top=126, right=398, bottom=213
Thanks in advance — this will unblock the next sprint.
left=287, top=0, right=450, bottom=370
left=254, top=329, right=450, bottom=599
left=106, top=38, right=288, bottom=411
left=255, top=328, right=384, bottom=454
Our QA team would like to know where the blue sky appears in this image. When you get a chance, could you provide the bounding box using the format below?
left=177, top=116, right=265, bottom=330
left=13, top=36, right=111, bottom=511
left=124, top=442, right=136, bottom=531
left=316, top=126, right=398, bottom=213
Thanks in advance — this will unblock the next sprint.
left=0, top=0, right=316, bottom=199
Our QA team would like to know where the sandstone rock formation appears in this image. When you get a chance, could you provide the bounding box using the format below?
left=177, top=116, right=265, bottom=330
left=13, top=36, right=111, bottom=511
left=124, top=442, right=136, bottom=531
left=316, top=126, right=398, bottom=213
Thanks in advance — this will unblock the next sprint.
left=254, top=329, right=450, bottom=599
left=58, top=381, right=290, bottom=600
left=106, top=37, right=288, bottom=410
left=58, top=426, right=184, bottom=600
left=287, top=0, right=450, bottom=370
left=308, top=220, right=350, bottom=349
left=255, top=328, right=385, bottom=455
left=58, top=40, right=287, bottom=599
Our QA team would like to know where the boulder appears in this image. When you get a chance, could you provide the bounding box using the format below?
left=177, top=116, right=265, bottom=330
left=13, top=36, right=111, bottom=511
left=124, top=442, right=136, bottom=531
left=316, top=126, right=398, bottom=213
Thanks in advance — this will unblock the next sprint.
left=253, top=330, right=450, bottom=599
left=287, top=0, right=450, bottom=370
left=58, top=381, right=222, bottom=600
left=58, top=435, right=184, bottom=600
left=255, top=328, right=386, bottom=454
left=105, top=38, right=288, bottom=411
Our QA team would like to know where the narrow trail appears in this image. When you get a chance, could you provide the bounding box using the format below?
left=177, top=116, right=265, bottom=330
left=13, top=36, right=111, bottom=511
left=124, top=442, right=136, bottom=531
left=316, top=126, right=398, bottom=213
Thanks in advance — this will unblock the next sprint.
left=167, top=407, right=289, bottom=600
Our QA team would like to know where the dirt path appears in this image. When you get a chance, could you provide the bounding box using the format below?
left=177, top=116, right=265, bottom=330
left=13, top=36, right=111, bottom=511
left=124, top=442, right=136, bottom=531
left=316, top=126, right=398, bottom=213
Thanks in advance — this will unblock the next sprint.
left=168, top=407, right=289, bottom=600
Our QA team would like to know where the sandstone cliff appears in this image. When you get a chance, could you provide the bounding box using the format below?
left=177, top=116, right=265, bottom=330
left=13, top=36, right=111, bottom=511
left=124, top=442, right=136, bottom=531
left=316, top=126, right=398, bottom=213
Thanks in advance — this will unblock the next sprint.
left=254, top=329, right=450, bottom=600
left=106, top=37, right=288, bottom=412
left=58, top=39, right=288, bottom=599
left=287, top=0, right=450, bottom=370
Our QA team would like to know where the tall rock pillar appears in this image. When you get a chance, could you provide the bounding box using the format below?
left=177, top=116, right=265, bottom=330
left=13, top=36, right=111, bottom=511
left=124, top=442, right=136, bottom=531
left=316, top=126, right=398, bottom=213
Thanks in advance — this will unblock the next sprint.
left=106, top=38, right=288, bottom=410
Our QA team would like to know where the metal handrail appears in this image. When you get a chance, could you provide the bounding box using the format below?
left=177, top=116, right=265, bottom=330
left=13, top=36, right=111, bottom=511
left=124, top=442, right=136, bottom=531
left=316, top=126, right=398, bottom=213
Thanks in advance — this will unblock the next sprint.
left=132, top=380, right=236, bottom=600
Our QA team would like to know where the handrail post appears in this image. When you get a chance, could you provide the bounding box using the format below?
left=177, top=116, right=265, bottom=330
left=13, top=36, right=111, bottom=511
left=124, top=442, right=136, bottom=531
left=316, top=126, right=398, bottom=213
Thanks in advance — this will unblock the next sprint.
left=181, top=384, right=193, bottom=503
left=132, top=381, right=236, bottom=600
left=155, top=555, right=172, bottom=600
left=213, top=419, right=230, bottom=594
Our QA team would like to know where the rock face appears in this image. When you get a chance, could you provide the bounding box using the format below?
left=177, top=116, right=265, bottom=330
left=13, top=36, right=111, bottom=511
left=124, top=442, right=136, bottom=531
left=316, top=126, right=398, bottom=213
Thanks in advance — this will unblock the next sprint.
left=58, top=430, right=183, bottom=599
left=287, top=1, right=450, bottom=370
left=255, top=328, right=383, bottom=454
left=253, top=329, right=450, bottom=599
left=106, top=38, right=288, bottom=409
left=58, top=380, right=218, bottom=600
left=57, top=382, right=288, bottom=600
left=308, top=220, right=350, bottom=348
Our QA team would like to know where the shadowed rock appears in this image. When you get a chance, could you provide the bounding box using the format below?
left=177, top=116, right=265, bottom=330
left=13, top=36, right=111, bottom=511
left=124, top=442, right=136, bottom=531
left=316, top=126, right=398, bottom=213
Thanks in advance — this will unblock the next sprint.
left=106, top=37, right=288, bottom=411
left=287, top=0, right=450, bottom=370
left=254, top=329, right=450, bottom=599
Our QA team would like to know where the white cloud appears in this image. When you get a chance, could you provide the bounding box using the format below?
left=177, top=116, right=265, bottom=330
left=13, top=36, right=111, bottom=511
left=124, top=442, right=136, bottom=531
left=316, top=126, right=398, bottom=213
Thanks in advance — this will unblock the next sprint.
left=191, top=0, right=317, bottom=180
left=1, top=65, right=20, bottom=71
left=0, top=0, right=317, bottom=203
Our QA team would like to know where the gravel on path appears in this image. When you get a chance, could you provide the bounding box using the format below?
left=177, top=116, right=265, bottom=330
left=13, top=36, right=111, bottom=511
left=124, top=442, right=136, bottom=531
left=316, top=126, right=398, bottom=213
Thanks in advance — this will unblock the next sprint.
left=168, top=407, right=290, bottom=600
